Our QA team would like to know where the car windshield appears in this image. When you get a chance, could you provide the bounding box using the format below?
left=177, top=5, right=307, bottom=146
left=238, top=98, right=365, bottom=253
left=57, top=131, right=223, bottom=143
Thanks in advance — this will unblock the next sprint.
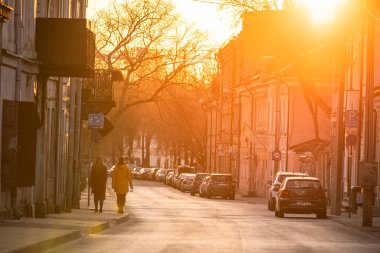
left=286, top=180, right=321, bottom=189
left=212, top=175, right=232, bottom=182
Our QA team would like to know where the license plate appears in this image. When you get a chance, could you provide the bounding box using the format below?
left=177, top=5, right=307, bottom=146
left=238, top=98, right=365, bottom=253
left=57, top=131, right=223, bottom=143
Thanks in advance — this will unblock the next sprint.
left=218, top=183, right=227, bottom=186
left=297, top=201, right=311, bottom=206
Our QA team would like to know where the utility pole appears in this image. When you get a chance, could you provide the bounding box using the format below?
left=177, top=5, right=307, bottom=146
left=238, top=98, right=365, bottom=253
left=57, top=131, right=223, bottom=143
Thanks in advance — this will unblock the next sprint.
left=330, top=43, right=346, bottom=216
left=274, top=74, right=281, bottom=174
left=362, top=0, right=376, bottom=227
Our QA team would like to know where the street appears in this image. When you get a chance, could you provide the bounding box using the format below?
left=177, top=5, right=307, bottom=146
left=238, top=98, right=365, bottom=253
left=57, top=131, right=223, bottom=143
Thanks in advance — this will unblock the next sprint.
left=45, top=180, right=380, bottom=253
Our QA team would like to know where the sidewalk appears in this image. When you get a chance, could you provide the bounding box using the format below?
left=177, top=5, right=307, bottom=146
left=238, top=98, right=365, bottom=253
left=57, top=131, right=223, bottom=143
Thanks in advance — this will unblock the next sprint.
left=0, top=185, right=129, bottom=253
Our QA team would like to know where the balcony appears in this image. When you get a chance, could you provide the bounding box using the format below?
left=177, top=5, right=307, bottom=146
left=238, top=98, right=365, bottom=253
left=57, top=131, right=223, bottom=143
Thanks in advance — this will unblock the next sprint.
left=35, top=18, right=95, bottom=77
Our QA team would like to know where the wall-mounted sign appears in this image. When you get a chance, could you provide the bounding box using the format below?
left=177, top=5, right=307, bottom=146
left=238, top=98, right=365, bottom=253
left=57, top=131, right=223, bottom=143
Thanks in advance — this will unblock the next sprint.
left=88, top=113, right=104, bottom=128
left=358, top=162, right=378, bottom=187
left=345, top=110, right=358, bottom=128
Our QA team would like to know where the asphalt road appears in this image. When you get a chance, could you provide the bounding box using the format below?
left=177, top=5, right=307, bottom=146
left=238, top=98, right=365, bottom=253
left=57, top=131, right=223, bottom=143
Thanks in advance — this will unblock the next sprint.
left=46, top=180, right=380, bottom=253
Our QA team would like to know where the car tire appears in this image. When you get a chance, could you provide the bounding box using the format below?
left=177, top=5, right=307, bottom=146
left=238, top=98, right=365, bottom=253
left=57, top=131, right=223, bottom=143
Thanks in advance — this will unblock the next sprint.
left=316, top=211, right=327, bottom=219
left=269, top=198, right=275, bottom=211
left=229, top=194, right=235, bottom=200
left=190, top=190, right=195, bottom=196
left=181, top=186, right=184, bottom=192
left=222, top=195, right=228, bottom=199
left=278, top=209, right=284, bottom=218
left=275, top=210, right=278, bottom=217
left=206, top=192, right=211, bottom=199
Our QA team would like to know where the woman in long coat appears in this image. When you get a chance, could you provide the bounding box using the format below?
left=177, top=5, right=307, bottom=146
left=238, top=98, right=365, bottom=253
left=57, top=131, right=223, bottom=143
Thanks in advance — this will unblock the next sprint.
left=112, top=156, right=133, bottom=214
left=90, top=156, right=108, bottom=212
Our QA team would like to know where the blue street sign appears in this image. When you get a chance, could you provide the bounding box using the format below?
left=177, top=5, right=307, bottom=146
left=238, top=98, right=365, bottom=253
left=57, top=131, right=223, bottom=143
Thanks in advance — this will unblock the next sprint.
left=88, top=113, right=104, bottom=128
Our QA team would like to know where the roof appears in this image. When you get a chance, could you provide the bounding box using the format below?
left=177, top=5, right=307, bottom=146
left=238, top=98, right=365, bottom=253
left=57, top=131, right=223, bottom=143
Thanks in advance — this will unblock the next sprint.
left=289, top=139, right=329, bottom=153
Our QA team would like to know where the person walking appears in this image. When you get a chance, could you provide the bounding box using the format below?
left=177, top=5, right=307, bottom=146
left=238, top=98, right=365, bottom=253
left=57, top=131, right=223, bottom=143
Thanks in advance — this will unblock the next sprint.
left=90, top=156, right=108, bottom=213
left=112, top=156, right=134, bottom=214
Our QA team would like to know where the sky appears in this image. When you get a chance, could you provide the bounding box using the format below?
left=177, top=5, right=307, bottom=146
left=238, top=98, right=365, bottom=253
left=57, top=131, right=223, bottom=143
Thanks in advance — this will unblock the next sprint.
left=87, top=0, right=236, bottom=46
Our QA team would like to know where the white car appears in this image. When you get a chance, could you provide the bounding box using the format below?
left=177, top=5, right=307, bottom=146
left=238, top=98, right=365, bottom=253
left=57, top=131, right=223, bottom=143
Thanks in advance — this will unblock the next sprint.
left=268, top=171, right=307, bottom=211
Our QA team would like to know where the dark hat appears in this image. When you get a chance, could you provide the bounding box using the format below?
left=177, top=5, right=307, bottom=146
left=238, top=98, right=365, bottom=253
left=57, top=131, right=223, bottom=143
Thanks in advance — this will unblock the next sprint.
left=118, top=156, right=125, bottom=165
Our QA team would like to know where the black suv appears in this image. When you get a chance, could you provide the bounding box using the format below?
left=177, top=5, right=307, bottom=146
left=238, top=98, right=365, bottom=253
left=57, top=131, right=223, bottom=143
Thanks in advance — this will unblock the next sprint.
left=200, top=174, right=235, bottom=200
left=190, top=173, right=209, bottom=196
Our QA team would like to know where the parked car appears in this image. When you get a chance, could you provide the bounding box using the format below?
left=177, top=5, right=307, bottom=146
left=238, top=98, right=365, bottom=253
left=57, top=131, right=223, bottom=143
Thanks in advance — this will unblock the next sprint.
left=199, top=176, right=210, bottom=197
left=154, top=169, right=166, bottom=182
left=268, top=171, right=308, bottom=211
left=163, top=169, right=174, bottom=184
left=199, top=174, right=235, bottom=200
left=132, top=167, right=143, bottom=179
left=190, top=173, right=210, bottom=196
left=148, top=168, right=159, bottom=181
left=180, top=174, right=196, bottom=192
left=275, top=176, right=327, bottom=218
left=173, top=165, right=195, bottom=188
left=174, top=165, right=195, bottom=176
left=175, top=173, right=192, bottom=189
left=138, top=167, right=152, bottom=180
left=165, top=171, right=175, bottom=186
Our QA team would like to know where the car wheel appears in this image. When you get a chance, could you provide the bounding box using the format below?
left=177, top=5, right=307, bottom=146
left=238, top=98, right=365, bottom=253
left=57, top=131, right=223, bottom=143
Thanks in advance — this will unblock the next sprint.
left=206, top=192, right=211, bottom=199
left=274, top=210, right=278, bottom=217
left=269, top=198, right=275, bottom=211
left=278, top=209, right=284, bottom=218
left=229, top=194, right=235, bottom=200
left=190, top=190, right=195, bottom=196
left=222, top=195, right=228, bottom=199
left=268, top=200, right=271, bottom=210
left=316, top=211, right=327, bottom=219
left=181, top=186, right=184, bottom=192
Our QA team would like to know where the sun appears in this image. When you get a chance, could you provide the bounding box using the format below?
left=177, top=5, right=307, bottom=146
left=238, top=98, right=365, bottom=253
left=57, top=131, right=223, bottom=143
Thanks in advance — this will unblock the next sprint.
left=304, top=0, right=347, bottom=24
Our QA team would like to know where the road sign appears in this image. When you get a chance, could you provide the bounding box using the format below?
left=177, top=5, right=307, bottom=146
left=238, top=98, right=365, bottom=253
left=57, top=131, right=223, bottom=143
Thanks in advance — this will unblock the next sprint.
left=346, top=133, right=357, bottom=146
left=345, top=110, right=358, bottom=128
left=88, top=113, right=104, bottom=128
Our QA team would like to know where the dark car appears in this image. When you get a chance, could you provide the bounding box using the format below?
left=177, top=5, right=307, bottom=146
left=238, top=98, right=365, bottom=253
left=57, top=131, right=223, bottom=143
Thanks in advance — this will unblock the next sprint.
left=267, top=171, right=308, bottom=211
left=190, top=173, right=210, bottom=196
left=275, top=176, right=327, bottom=219
left=199, top=174, right=235, bottom=200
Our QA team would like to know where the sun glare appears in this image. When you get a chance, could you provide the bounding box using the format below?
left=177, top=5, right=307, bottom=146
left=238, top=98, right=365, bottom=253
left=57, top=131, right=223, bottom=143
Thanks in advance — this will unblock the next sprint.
left=305, top=0, right=346, bottom=24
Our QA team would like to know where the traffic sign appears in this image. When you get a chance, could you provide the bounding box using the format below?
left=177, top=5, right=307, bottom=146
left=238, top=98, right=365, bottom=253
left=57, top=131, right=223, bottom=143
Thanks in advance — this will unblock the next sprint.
left=88, top=113, right=104, bottom=128
left=345, top=110, right=358, bottom=128
left=346, top=133, right=357, bottom=146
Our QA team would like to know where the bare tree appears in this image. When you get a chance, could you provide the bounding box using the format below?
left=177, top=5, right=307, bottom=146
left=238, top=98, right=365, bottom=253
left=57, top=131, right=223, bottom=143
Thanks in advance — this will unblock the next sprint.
left=95, top=0, right=212, bottom=123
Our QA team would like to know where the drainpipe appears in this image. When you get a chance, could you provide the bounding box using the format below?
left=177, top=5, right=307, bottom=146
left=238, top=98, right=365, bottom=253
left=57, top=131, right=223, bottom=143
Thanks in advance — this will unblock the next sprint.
left=10, top=0, right=23, bottom=219
left=73, top=79, right=82, bottom=208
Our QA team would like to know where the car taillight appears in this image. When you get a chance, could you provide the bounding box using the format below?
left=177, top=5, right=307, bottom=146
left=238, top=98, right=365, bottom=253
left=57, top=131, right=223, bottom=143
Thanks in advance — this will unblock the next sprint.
left=280, top=189, right=289, bottom=198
